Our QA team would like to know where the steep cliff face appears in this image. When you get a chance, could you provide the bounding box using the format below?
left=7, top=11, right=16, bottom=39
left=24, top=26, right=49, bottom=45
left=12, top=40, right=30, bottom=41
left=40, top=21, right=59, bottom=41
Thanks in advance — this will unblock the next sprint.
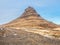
left=3, top=7, right=57, bottom=29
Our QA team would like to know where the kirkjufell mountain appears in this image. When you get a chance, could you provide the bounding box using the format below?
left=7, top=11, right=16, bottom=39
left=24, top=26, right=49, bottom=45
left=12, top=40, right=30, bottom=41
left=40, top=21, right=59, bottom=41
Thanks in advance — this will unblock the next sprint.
left=3, top=7, right=58, bottom=29
left=0, top=7, right=60, bottom=45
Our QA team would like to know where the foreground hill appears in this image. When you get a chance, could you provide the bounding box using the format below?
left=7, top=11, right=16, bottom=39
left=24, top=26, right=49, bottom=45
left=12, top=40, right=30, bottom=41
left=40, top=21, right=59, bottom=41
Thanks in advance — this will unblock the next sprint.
left=0, top=28, right=60, bottom=45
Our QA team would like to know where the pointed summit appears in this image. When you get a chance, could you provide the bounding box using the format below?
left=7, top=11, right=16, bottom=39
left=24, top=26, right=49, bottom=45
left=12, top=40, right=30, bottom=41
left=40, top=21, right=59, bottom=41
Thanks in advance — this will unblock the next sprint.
left=25, top=6, right=36, bottom=12
left=20, top=6, right=40, bottom=18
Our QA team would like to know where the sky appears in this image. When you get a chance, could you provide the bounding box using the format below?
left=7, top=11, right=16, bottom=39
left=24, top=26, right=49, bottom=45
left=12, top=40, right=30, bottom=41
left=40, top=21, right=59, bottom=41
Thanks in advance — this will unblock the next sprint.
left=0, top=0, right=60, bottom=25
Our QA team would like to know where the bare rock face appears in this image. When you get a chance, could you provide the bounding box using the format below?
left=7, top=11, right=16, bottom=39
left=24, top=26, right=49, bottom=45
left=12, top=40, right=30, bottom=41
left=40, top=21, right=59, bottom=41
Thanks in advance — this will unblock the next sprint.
left=20, top=7, right=40, bottom=18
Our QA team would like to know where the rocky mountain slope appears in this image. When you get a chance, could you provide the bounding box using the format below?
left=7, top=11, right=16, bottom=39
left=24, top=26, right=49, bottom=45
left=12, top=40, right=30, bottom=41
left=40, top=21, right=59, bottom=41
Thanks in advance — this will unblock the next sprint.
left=3, top=7, right=58, bottom=29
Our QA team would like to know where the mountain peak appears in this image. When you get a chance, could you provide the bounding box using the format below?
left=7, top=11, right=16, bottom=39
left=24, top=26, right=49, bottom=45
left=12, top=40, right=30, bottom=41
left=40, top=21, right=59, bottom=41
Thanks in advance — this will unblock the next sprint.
left=20, top=6, right=40, bottom=18
left=3, top=7, right=58, bottom=29
left=25, top=6, right=35, bottom=12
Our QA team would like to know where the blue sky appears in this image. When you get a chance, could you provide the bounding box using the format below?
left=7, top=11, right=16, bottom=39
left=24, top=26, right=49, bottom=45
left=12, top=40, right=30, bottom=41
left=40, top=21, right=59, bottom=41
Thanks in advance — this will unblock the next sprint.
left=0, top=0, right=60, bottom=25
